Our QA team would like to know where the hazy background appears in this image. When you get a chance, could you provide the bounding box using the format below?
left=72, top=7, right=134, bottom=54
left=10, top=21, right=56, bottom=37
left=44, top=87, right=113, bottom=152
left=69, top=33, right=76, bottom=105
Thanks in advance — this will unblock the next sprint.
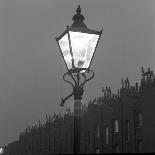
left=0, top=0, right=155, bottom=146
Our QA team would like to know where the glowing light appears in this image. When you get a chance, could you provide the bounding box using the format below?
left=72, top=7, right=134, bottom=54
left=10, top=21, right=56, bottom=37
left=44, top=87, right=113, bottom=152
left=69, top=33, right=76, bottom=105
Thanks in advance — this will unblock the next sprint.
left=58, top=31, right=100, bottom=71
left=0, top=148, right=3, bottom=154
left=69, top=31, right=99, bottom=69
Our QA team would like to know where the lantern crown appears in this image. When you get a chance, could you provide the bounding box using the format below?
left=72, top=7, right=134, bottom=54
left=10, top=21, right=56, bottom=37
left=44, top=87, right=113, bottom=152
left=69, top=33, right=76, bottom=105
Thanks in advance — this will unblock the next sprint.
left=71, top=5, right=87, bottom=29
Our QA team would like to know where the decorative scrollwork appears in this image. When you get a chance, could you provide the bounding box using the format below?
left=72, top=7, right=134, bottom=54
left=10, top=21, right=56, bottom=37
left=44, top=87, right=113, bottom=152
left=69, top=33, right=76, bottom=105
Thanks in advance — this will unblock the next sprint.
left=63, top=72, right=75, bottom=88
left=80, top=69, right=94, bottom=88
left=61, top=69, right=95, bottom=106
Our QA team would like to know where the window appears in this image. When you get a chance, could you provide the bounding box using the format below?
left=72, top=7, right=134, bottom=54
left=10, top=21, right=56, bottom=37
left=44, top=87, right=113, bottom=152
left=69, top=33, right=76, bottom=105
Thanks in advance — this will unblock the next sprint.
left=94, top=125, right=100, bottom=139
left=137, top=112, right=142, bottom=127
left=125, top=120, right=130, bottom=141
left=65, top=132, right=68, bottom=152
left=81, top=128, right=84, bottom=138
left=88, top=131, right=91, bottom=146
left=105, top=126, right=109, bottom=145
left=114, top=144, right=119, bottom=153
left=97, top=125, right=100, bottom=138
left=96, top=148, right=100, bottom=154
left=137, top=140, right=143, bottom=153
left=112, top=119, right=119, bottom=133
left=54, top=136, right=56, bottom=153
left=60, top=139, right=63, bottom=152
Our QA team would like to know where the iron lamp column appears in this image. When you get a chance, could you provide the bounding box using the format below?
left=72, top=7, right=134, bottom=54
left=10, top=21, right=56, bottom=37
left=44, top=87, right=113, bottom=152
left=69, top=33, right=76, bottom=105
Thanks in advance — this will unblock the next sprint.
left=61, top=69, right=94, bottom=153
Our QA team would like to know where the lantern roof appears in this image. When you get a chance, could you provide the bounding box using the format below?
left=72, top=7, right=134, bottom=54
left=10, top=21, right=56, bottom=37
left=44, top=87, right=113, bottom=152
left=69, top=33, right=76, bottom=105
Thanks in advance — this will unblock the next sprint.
left=70, top=5, right=101, bottom=35
left=56, top=5, right=101, bottom=41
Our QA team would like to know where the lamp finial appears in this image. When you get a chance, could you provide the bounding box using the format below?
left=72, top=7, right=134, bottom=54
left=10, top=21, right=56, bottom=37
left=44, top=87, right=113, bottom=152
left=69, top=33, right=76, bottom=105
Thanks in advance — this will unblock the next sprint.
left=76, top=5, right=81, bottom=14
left=71, top=5, right=87, bottom=28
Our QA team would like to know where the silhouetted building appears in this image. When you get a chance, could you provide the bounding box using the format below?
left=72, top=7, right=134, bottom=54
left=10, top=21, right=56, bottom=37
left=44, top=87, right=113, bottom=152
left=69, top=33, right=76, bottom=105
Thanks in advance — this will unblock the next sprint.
left=3, top=67, right=155, bottom=154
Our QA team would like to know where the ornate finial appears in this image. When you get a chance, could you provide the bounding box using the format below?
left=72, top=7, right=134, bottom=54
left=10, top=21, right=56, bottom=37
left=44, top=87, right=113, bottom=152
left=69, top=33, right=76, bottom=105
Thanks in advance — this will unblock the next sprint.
left=76, top=5, right=81, bottom=14
left=72, top=5, right=85, bottom=21
left=71, top=5, right=87, bottom=28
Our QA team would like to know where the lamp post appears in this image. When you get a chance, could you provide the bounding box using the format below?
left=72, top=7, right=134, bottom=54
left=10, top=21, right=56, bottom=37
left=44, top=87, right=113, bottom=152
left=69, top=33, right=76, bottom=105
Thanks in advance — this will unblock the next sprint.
left=55, top=5, right=102, bottom=154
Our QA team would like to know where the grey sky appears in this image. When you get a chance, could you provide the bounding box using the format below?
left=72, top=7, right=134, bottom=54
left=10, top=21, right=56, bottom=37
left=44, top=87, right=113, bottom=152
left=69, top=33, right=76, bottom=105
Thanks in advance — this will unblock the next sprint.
left=0, top=0, right=155, bottom=146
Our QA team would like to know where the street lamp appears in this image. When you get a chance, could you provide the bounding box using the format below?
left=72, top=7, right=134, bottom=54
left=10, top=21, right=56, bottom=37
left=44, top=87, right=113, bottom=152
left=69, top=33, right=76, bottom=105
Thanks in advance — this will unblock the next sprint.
left=0, top=147, right=3, bottom=154
left=55, top=5, right=102, bottom=154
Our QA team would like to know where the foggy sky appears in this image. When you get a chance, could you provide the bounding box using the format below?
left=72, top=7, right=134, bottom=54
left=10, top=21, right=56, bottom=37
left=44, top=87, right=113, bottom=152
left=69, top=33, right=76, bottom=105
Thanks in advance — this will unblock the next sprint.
left=0, top=0, right=155, bottom=146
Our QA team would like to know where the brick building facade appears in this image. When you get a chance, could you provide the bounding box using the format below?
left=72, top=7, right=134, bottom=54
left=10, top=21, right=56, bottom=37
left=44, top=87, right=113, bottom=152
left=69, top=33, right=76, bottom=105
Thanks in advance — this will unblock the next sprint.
left=3, top=67, right=155, bottom=154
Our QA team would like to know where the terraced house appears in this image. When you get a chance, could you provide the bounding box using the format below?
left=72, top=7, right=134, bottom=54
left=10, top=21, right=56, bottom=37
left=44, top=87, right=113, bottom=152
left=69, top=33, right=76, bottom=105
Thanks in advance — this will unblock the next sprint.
left=3, top=67, right=155, bottom=154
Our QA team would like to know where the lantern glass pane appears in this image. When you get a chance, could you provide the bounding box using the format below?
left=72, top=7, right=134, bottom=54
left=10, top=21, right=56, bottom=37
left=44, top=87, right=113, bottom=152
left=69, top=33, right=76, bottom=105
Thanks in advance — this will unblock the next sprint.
left=58, top=34, right=72, bottom=69
left=69, top=31, right=99, bottom=69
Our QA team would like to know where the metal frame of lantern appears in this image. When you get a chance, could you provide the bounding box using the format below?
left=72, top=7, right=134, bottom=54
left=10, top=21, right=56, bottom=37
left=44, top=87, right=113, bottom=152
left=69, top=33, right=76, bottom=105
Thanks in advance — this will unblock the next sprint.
left=55, top=26, right=102, bottom=74
left=55, top=24, right=102, bottom=105
left=56, top=29, right=102, bottom=106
